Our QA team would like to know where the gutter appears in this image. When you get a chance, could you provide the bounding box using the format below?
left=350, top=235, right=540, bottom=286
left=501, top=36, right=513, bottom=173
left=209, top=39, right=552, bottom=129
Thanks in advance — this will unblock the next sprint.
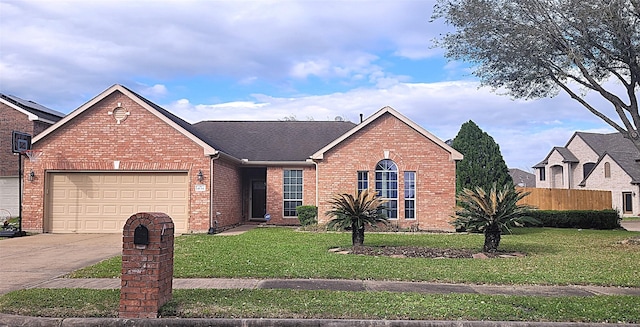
left=240, top=160, right=315, bottom=167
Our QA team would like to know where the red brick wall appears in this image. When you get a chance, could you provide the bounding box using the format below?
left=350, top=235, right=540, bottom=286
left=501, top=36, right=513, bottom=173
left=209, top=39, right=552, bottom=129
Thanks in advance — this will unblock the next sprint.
left=22, top=91, right=223, bottom=233
left=316, top=113, right=457, bottom=231
left=265, top=165, right=315, bottom=225
left=211, top=156, right=243, bottom=228
left=0, top=102, right=45, bottom=176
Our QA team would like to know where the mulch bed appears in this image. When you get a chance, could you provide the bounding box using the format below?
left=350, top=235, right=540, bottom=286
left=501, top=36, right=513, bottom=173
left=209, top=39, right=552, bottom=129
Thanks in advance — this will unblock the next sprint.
left=332, top=246, right=525, bottom=259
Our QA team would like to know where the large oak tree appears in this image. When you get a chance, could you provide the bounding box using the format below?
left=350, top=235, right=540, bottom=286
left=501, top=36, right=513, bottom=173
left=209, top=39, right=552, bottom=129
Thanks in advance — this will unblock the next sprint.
left=433, top=0, right=640, bottom=150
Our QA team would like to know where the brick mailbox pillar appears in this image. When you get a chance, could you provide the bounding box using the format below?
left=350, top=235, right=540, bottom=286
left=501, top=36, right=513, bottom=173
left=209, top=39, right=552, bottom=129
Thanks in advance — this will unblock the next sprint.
left=119, top=212, right=174, bottom=319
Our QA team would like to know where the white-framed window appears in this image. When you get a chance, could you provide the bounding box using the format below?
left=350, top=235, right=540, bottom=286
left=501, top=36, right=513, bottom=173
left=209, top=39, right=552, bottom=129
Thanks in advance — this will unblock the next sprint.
left=404, top=171, right=416, bottom=219
left=375, top=159, right=398, bottom=219
left=283, top=169, right=303, bottom=217
left=539, top=167, right=546, bottom=181
left=357, top=171, right=368, bottom=194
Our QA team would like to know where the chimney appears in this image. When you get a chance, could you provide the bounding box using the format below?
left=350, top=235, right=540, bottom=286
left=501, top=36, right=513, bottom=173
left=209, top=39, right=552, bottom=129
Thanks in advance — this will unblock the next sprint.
left=359, top=113, right=363, bottom=123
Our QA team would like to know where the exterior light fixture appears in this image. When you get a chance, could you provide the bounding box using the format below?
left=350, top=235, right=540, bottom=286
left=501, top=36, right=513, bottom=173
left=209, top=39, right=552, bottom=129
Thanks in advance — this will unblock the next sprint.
left=197, top=170, right=204, bottom=182
left=28, top=170, right=35, bottom=182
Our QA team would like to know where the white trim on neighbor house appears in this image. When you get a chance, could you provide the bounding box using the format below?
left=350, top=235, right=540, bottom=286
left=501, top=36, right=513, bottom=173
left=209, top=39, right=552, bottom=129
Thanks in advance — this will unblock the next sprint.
left=310, top=106, right=463, bottom=162
left=32, top=84, right=218, bottom=156
left=0, top=97, right=59, bottom=125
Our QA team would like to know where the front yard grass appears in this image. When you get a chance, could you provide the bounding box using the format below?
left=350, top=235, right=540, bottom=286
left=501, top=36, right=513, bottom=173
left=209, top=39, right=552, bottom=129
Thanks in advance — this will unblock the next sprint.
left=0, top=288, right=638, bottom=323
left=70, top=227, right=640, bottom=287
left=1, top=227, right=639, bottom=322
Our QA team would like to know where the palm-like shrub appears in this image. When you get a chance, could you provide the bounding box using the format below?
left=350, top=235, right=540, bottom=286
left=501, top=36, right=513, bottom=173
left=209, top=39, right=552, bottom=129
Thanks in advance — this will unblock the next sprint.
left=453, top=183, right=538, bottom=252
left=326, top=190, right=388, bottom=246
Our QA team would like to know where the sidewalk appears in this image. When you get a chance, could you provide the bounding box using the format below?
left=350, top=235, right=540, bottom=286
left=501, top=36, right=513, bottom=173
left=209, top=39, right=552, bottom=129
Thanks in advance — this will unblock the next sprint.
left=31, top=277, right=640, bottom=297
left=26, top=223, right=640, bottom=297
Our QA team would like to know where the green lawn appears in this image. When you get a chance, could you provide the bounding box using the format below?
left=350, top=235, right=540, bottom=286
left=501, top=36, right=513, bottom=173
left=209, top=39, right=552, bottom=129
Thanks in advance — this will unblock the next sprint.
left=0, top=288, right=638, bottom=323
left=1, top=227, right=639, bottom=322
left=71, top=227, right=640, bottom=287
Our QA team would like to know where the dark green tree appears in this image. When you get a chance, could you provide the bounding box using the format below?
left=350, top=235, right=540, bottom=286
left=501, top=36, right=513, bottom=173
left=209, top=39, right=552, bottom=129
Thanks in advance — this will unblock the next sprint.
left=452, top=120, right=513, bottom=194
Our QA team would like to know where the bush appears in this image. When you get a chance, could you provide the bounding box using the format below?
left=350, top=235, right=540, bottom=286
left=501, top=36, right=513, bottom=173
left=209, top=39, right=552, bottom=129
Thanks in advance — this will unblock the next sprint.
left=296, top=205, right=318, bottom=226
left=525, top=209, right=621, bottom=229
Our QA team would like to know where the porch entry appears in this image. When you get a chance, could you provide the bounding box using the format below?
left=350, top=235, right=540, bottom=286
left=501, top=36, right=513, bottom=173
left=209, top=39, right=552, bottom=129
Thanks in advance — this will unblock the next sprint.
left=250, top=180, right=266, bottom=219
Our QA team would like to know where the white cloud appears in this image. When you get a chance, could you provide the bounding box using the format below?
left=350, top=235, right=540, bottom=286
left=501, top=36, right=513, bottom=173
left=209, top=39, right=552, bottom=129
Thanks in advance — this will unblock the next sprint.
left=163, top=80, right=614, bottom=169
left=0, top=0, right=621, bottom=171
left=138, top=84, right=168, bottom=97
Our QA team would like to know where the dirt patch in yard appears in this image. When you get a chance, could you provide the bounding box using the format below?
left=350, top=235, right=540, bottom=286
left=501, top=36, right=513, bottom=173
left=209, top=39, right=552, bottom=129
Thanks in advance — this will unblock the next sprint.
left=330, top=246, right=525, bottom=259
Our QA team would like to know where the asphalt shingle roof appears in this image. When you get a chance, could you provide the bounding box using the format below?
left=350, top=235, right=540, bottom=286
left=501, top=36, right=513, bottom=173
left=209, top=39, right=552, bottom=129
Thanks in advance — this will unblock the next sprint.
left=192, top=121, right=357, bottom=161
left=576, top=132, right=640, bottom=184
left=0, top=93, right=65, bottom=122
left=533, top=146, right=578, bottom=167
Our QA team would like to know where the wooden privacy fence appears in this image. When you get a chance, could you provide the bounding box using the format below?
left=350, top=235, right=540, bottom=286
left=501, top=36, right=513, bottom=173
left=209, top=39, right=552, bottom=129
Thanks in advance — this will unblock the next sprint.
left=516, top=188, right=612, bottom=211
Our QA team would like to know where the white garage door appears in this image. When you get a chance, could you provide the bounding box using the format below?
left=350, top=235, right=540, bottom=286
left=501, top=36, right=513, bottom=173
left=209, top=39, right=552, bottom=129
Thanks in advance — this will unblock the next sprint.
left=0, top=177, right=19, bottom=218
left=47, top=172, right=189, bottom=233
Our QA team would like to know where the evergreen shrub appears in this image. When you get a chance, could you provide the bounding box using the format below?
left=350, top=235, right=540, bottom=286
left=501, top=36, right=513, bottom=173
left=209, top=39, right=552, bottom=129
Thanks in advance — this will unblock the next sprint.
left=526, top=209, right=621, bottom=229
left=296, top=205, right=318, bottom=226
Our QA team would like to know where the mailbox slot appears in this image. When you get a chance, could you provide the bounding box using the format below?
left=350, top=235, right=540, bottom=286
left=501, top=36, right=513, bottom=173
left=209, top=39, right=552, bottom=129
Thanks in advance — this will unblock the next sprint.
left=134, top=225, right=149, bottom=246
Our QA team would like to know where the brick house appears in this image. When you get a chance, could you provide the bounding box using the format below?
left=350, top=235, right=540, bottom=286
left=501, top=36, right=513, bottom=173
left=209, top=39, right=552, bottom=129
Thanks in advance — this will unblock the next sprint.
left=534, top=132, right=639, bottom=216
left=0, top=94, right=64, bottom=218
left=23, top=84, right=462, bottom=234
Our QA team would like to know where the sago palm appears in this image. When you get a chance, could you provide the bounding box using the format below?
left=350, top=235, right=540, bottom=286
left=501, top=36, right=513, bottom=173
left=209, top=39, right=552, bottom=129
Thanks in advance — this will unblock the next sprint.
left=326, top=190, right=388, bottom=246
left=453, top=183, right=537, bottom=252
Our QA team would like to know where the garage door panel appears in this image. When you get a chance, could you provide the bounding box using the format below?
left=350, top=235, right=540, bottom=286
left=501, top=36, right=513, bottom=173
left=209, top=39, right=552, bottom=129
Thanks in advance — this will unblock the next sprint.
left=48, top=172, right=189, bottom=233
left=0, top=177, right=19, bottom=218
left=138, top=190, right=152, bottom=199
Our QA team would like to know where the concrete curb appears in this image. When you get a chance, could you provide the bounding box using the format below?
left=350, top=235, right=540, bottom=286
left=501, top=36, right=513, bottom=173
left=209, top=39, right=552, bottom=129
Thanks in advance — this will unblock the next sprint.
left=1, top=314, right=638, bottom=327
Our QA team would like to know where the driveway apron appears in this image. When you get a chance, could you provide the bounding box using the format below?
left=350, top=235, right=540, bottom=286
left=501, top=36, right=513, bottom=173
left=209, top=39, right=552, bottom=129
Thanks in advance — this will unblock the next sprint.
left=0, top=234, right=121, bottom=294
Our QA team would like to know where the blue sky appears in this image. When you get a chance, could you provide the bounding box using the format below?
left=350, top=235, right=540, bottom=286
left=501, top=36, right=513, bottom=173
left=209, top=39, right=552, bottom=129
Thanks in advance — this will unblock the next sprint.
left=0, top=0, right=616, bottom=170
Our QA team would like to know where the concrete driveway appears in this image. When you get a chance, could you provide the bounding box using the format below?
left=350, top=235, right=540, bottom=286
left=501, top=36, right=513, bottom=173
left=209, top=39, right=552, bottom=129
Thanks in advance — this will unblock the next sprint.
left=621, top=220, right=640, bottom=231
left=0, top=234, right=121, bottom=294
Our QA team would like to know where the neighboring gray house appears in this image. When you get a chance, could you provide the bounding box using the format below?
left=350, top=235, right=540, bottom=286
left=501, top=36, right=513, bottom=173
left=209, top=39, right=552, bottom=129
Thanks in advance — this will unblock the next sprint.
left=509, top=168, right=536, bottom=187
left=534, top=132, right=639, bottom=217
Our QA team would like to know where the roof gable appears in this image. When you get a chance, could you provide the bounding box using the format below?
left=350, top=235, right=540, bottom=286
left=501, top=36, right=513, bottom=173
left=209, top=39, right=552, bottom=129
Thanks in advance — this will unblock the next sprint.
left=0, top=93, right=64, bottom=124
left=534, top=146, right=578, bottom=167
left=310, top=106, right=463, bottom=161
left=32, top=84, right=216, bottom=155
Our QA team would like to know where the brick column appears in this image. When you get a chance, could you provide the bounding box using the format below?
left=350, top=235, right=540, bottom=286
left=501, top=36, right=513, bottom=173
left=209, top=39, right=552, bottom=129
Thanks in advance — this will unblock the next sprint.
left=119, top=212, right=174, bottom=319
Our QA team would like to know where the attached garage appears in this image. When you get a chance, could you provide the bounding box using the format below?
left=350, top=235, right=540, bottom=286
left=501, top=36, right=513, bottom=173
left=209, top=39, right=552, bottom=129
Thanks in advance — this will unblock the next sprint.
left=46, top=172, right=189, bottom=233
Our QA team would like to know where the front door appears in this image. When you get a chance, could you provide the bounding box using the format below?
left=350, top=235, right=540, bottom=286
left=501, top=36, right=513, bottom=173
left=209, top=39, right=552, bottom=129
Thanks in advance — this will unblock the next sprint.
left=251, top=180, right=266, bottom=219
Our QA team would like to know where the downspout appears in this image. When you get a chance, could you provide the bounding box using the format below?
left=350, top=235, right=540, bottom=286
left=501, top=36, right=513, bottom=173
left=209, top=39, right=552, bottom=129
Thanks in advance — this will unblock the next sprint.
left=313, top=160, right=319, bottom=208
left=208, top=151, right=220, bottom=234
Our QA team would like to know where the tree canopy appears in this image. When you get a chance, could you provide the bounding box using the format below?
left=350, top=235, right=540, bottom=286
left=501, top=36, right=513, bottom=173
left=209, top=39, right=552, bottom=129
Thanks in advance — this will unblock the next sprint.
left=452, top=120, right=513, bottom=194
left=433, top=0, right=640, bottom=150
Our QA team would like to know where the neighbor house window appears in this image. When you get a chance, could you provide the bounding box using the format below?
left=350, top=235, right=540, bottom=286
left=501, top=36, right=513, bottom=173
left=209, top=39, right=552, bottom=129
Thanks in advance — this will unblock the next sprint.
left=604, top=162, right=611, bottom=178
left=538, top=167, right=546, bottom=181
left=283, top=169, right=303, bottom=217
left=357, top=171, right=369, bottom=194
left=375, top=159, right=398, bottom=219
left=623, top=192, right=633, bottom=214
left=404, top=171, right=416, bottom=219
left=583, top=163, right=596, bottom=180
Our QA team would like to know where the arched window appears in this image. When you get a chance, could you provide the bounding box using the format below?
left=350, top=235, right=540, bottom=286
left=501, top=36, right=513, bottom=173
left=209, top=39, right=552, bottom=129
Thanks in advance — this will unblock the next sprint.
left=583, top=162, right=596, bottom=180
left=604, top=162, right=611, bottom=178
left=375, top=159, right=398, bottom=219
